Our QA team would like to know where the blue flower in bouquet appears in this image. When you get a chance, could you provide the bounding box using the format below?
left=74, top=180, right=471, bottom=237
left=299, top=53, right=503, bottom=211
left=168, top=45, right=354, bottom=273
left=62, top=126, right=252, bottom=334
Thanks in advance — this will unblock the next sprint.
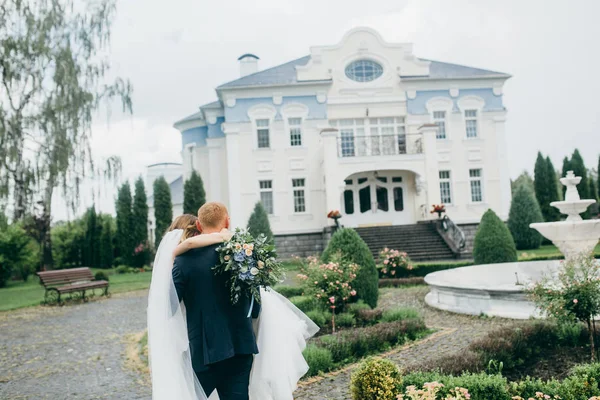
left=239, top=270, right=255, bottom=281
left=234, top=251, right=245, bottom=262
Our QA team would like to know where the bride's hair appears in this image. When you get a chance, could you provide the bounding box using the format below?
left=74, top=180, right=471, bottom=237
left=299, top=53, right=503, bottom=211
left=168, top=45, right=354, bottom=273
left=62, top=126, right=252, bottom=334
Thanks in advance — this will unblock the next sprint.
left=168, top=214, right=201, bottom=242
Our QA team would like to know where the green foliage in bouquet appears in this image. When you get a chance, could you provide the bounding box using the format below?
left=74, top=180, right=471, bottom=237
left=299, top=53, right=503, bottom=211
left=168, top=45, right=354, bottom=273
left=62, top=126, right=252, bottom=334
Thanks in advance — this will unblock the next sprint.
left=215, top=228, right=284, bottom=304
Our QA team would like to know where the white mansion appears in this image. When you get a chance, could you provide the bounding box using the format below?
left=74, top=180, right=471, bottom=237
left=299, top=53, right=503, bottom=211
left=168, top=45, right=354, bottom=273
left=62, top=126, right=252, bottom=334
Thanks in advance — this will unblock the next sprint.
left=172, top=27, right=512, bottom=252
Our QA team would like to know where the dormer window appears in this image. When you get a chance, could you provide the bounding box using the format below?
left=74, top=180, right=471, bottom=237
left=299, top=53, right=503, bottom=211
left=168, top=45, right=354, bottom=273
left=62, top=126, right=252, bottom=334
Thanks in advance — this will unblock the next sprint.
left=345, top=60, right=383, bottom=82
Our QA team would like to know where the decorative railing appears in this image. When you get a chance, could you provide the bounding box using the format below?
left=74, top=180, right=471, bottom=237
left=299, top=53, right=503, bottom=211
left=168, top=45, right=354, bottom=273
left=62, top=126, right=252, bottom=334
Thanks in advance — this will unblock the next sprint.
left=437, top=215, right=466, bottom=254
left=337, top=133, right=423, bottom=158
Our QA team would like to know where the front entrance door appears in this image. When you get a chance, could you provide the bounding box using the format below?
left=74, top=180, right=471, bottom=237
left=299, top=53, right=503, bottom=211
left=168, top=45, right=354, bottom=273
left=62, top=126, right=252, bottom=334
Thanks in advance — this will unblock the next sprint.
left=342, top=171, right=414, bottom=227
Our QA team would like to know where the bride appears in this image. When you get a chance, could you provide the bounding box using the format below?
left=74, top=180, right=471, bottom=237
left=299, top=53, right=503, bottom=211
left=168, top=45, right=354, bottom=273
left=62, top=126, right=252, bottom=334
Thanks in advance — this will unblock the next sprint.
left=147, top=214, right=319, bottom=400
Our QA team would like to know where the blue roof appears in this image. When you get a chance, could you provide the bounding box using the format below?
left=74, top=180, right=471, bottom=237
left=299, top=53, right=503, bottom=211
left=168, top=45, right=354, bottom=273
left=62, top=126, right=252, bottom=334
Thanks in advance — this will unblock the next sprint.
left=200, top=100, right=222, bottom=109
left=217, top=55, right=331, bottom=89
left=174, top=111, right=203, bottom=126
left=408, top=59, right=511, bottom=80
left=216, top=55, right=509, bottom=90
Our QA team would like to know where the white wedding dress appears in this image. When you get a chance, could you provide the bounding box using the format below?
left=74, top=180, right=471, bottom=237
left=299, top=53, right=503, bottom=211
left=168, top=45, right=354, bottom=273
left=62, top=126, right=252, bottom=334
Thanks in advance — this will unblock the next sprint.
left=147, top=230, right=319, bottom=400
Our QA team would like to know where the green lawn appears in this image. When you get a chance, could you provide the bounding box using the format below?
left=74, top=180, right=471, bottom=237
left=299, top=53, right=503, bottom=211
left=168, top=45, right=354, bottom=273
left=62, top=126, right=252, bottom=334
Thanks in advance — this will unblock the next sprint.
left=0, top=268, right=152, bottom=312
left=518, top=243, right=600, bottom=259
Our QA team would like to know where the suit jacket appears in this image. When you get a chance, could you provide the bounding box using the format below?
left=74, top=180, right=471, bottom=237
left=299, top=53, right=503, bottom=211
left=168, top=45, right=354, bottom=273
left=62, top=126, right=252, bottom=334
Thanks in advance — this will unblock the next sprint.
left=172, top=244, right=260, bottom=372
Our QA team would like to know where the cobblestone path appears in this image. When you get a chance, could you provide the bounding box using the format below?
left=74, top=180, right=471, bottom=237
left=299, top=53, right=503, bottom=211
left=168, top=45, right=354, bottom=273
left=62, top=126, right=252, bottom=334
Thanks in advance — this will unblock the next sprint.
left=0, top=291, right=151, bottom=400
left=294, top=286, right=516, bottom=400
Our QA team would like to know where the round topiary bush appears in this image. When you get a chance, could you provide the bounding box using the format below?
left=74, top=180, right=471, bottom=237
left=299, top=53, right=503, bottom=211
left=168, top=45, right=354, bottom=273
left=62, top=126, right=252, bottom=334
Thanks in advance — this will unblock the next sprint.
left=351, top=357, right=403, bottom=400
left=508, top=184, right=544, bottom=250
left=473, top=209, right=518, bottom=265
left=321, top=228, right=379, bottom=308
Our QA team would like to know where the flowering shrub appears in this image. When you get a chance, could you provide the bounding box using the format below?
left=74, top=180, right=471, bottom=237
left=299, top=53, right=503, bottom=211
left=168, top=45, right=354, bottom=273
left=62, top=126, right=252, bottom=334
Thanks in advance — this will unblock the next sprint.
left=297, top=253, right=358, bottom=312
left=398, top=382, right=470, bottom=400
left=511, top=394, right=561, bottom=400
left=378, top=248, right=414, bottom=278
left=350, top=357, right=403, bottom=400
left=527, top=255, right=600, bottom=361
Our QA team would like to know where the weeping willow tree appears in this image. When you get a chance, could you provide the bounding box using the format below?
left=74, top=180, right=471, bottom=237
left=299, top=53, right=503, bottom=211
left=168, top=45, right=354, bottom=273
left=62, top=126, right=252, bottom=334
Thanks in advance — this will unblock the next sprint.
left=0, top=0, right=132, bottom=269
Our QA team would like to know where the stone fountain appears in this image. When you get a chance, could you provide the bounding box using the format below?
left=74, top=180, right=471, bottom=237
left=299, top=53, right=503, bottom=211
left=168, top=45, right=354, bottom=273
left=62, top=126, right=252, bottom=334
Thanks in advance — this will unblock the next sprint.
left=424, top=171, right=600, bottom=319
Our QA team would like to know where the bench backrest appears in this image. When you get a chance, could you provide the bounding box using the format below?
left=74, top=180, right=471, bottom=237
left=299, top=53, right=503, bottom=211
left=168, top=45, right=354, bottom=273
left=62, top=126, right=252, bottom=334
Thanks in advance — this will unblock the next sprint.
left=37, top=268, right=95, bottom=288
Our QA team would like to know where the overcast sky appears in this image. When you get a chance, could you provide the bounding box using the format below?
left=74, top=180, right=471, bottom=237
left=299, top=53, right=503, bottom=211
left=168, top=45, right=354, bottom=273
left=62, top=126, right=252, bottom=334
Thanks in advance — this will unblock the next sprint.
left=52, top=0, right=600, bottom=220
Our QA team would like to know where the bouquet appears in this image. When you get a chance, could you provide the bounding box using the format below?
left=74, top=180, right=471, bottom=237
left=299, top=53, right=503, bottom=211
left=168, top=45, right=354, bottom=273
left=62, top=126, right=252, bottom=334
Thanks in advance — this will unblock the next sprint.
left=214, top=228, right=284, bottom=305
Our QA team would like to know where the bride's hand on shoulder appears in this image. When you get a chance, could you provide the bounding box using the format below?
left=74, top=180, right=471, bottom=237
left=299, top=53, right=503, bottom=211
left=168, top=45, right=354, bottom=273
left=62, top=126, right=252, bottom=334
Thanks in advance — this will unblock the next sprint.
left=220, top=228, right=233, bottom=242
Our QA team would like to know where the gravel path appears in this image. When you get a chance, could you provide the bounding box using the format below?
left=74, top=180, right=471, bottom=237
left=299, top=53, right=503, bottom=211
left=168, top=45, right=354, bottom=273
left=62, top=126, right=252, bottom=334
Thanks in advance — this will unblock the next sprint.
left=0, top=291, right=151, bottom=400
left=294, top=286, right=516, bottom=400
left=0, top=286, right=516, bottom=400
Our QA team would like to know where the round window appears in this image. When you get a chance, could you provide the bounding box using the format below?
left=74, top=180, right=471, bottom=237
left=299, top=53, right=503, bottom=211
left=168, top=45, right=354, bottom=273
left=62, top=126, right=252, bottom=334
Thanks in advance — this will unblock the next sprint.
left=345, top=60, right=383, bottom=82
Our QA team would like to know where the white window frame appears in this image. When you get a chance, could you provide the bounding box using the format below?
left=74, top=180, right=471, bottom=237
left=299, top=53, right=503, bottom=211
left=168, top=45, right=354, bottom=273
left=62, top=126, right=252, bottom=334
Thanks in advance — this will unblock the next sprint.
left=426, top=97, right=453, bottom=141
left=439, top=170, right=453, bottom=205
left=247, top=104, right=277, bottom=150
left=288, top=117, right=303, bottom=147
left=291, top=177, right=308, bottom=214
left=457, top=96, right=485, bottom=140
left=468, top=168, right=484, bottom=203
left=281, top=103, right=309, bottom=149
left=464, top=109, right=478, bottom=138
left=256, top=118, right=271, bottom=149
left=259, top=180, right=274, bottom=215
left=330, top=117, right=407, bottom=157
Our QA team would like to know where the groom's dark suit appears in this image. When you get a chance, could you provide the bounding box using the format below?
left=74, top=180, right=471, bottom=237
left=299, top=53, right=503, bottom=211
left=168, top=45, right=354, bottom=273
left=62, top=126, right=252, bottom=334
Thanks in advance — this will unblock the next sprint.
left=172, top=243, right=260, bottom=400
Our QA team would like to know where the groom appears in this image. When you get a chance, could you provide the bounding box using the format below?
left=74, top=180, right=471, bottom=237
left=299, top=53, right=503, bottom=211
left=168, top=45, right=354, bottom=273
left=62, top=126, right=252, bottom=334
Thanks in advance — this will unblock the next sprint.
left=172, top=202, right=260, bottom=400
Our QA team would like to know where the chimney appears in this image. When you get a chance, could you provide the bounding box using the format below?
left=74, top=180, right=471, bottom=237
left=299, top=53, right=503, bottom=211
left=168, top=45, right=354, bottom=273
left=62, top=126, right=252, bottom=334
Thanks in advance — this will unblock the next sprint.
left=238, top=54, right=259, bottom=77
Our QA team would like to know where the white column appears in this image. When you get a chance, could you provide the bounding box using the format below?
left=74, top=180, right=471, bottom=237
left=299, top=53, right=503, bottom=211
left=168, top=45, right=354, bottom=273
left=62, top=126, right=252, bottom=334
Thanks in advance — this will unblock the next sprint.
left=419, top=124, right=441, bottom=220
left=206, top=138, right=224, bottom=202
left=223, top=124, right=243, bottom=229
left=494, top=116, right=512, bottom=220
left=321, top=128, right=343, bottom=225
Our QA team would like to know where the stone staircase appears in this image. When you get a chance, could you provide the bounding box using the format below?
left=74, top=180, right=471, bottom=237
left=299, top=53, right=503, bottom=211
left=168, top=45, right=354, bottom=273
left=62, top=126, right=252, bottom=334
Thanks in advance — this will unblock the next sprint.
left=354, top=223, right=456, bottom=262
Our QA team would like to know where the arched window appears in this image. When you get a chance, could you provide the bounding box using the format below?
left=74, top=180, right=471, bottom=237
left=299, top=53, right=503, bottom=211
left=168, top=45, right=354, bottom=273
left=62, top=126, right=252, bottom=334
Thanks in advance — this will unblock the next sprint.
left=345, top=60, right=383, bottom=82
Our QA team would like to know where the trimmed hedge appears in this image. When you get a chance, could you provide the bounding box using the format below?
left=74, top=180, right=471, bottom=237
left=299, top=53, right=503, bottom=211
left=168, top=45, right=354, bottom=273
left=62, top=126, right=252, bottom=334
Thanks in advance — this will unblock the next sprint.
left=289, top=295, right=318, bottom=313
left=392, top=261, right=475, bottom=278
left=274, top=285, right=304, bottom=298
left=351, top=357, right=403, bottom=400
left=379, top=278, right=425, bottom=287
left=508, top=184, right=544, bottom=250
left=322, top=228, right=379, bottom=308
left=303, top=344, right=334, bottom=377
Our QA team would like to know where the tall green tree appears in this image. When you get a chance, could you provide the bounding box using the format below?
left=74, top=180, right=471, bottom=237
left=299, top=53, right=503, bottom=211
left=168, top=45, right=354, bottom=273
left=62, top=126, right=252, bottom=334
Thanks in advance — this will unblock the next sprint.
left=511, top=171, right=534, bottom=194
left=83, top=206, right=101, bottom=268
left=153, top=177, right=173, bottom=248
left=132, top=177, right=149, bottom=247
left=570, top=149, right=590, bottom=199
left=598, top=155, right=600, bottom=199
left=561, top=156, right=571, bottom=198
left=116, top=182, right=134, bottom=265
left=0, top=0, right=132, bottom=270
left=508, top=185, right=544, bottom=250
left=183, top=171, right=206, bottom=215
left=534, top=152, right=554, bottom=221
left=545, top=156, right=561, bottom=219
left=99, top=218, right=114, bottom=269
left=247, top=202, right=273, bottom=243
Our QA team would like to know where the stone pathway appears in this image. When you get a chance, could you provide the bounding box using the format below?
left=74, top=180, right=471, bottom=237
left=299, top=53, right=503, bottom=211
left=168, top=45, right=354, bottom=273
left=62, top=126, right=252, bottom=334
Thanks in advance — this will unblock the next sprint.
left=294, top=287, right=515, bottom=400
left=0, top=291, right=151, bottom=400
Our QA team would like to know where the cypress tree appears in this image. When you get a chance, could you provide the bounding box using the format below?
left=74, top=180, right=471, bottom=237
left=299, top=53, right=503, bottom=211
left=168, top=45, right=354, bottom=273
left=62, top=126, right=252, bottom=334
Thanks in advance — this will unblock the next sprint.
left=561, top=156, right=571, bottom=199
left=132, top=177, right=149, bottom=247
left=570, top=149, right=590, bottom=199
left=545, top=156, right=561, bottom=221
left=153, top=176, right=173, bottom=248
left=116, top=182, right=134, bottom=265
left=508, top=185, right=544, bottom=250
left=511, top=171, right=534, bottom=194
left=83, top=206, right=101, bottom=268
left=473, top=209, right=517, bottom=265
left=534, top=152, right=553, bottom=221
left=183, top=171, right=206, bottom=215
left=99, top=218, right=114, bottom=269
left=247, top=202, right=273, bottom=243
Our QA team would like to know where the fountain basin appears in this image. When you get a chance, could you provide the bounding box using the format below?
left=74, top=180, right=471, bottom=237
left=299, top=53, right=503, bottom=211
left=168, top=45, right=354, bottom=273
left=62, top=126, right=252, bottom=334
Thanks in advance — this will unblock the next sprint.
left=424, top=260, right=561, bottom=319
left=530, top=220, right=600, bottom=259
left=549, top=200, right=595, bottom=221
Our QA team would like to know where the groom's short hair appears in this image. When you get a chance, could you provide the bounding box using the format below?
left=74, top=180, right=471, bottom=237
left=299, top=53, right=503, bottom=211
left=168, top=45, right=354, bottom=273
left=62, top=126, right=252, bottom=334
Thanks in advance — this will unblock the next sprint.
left=197, top=202, right=229, bottom=229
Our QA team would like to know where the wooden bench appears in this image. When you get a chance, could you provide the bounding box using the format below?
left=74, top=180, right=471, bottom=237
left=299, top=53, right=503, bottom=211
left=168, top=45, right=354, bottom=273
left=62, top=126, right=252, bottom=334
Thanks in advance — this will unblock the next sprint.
left=37, top=267, right=109, bottom=304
